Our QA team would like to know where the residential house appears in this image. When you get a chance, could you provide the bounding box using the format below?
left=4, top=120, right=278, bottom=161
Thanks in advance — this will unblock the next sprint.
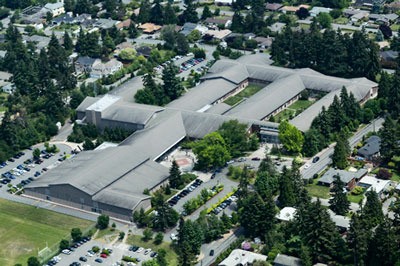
left=0, top=71, right=13, bottom=94
left=215, top=0, right=235, bottom=5
left=265, top=3, right=283, bottom=11
left=274, top=254, right=301, bottom=266
left=203, top=29, right=232, bottom=40
left=52, top=13, right=91, bottom=26
left=310, top=6, right=332, bottom=17
left=21, top=6, right=44, bottom=29
left=380, top=50, right=398, bottom=68
left=180, top=22, right=208, bottom=36
left=116, top=19, right=132, bottom=30
left=328, top=209, right=351, bottom=232
left=358, top=135, right=381, bottom=160
left=254, top=36, right=273, bottom=49
left=358, top=175, right=390, bottom=197
left=387, top=1, right=400, bottom=12
left=90, top=59, right=123, bottom=78
left=219, top=249, right=267, bottom=266
left=75, top=56, right=97, bottom=74
left=22, top=35, right=51, bottom=52
left=93, top=18, right=119, bottom=30
left=204, top=17, right=232, bottom=29
left=268, top=22, right=286, bottom=33
left=369, top=13, right=399, bottom=24
left=350, top=11, right=370, bottom=23
left=138, top=23, right=162, bottom=34
left=280, top=5, right=310, bottom=14
left=354, top=0, right=384, bottom=8
left=42, top=2, right=65, bottom=17
left=318, top=168, right=368, bottom=190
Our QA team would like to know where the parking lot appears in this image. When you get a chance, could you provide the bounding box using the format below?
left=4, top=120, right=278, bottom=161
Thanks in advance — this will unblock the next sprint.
left=0, top=143, right=74, bottom=193
left=54, top=238, right=160, bottom=266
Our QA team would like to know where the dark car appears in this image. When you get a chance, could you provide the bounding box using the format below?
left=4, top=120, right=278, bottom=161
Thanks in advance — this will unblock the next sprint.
left=79, top=257, right=87, bottom=262
left=312, top=156, right=320, bottom=163
left=94, top=258, right=103, bottom=263
left=209, top=249, right=214, bottom=256
left=251, top=157, right=261, bottom=161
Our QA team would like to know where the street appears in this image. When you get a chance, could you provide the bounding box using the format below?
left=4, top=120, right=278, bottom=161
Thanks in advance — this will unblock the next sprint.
left=301, top=118, right=385, bottom=179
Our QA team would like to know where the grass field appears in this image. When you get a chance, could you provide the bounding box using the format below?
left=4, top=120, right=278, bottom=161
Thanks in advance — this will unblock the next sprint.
left=274, top=100, right=314, bottom=122
left=224, top=84, right=262, bottom=106
left=348, top=193, right=364, bottom=204
left=0, top=199, right=93, bottom=266
left=306, top=179, right=331, bottom=199
left=127, top=235, right=178, bottom=265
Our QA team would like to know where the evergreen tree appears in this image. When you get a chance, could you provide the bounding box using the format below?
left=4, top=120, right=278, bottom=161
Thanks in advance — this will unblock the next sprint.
left=361, top=190, right=384, bottom=228
left=332, top=137, right=350, bottom=169
left=238, top=192, right=276, bottom=240
left=164, top=2, right=177, bottom=25
left=379, top=116, right=399, bottom=162
left=138, top=0, right=151, bottom=23
left=231, top=10, right=244, bottom=33
left=278, top=166, right=296, bottom=207
left=175, top=33, right=190, bottom=55
left=150, top=0, right=164, bottom=25
left=329, top=175, right=350, bottom=215
left=168, top=160, right=183, bottom=189
left=180, top=0, right=198, bottom=23
left=295, top=199, right=346, bottom=263
left=367, top=217, right=397, bottom=266
left=347, top=213, right=370, bottom=266
left=152, top=193, right=180, bottom=231
left=177, top=218, right=204, bottom=266
left=162, top=62, right=183, bottom=101
left=128, top=22, right=139, bottom=38
left=63, top=31, right=73, bottom=52
left=201, top=5, right=213, bottom=20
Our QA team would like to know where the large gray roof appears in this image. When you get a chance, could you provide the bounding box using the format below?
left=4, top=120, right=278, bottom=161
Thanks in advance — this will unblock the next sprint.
left=225, top=74, right=305, bottom=120
left=203, top=60, right=249, bottom=84
left=76, top=96, right=101, bottom=113
left=319, top=168, right=367, bottom=185
left=102, top=101, right=163, bottom=126
left=166, top=79, right=236, bottom=112
left=290, top=90, right=341, bottom=132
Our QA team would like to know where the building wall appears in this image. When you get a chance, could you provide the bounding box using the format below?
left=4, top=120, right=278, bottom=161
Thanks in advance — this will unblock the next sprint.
left=97, top=118, right=144, bottom=131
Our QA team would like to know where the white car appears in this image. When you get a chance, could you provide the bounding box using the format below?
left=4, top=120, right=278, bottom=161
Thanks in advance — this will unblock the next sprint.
left=304, top=163, right=311, bottom=169
left=170, top=233, right=178, bottom=241
left=61, top=249, right=71, bottom=255
left=136, top=247, right=144, bottom=253
left=144, top=248, right=152, bottom=255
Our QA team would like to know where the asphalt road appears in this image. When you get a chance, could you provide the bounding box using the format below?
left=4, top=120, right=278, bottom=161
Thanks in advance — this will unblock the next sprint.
left=301, top=118, right=385, bottom=179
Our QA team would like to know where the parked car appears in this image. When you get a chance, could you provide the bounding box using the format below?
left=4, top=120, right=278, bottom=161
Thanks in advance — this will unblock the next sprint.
left=312, top=156, right=320, bottom=163
left=79, top=257, right=87, bottom=262
left=61, top=249, right=71, bottom=255
left=170, top=233, right=178, bottom=241
left=144, top=248, right=152, bottom=255
left=95, top=258, right=103, bottom=263
left=209, top=249, right=214, bottom=256
left=251, top=157, right=261, bottom=161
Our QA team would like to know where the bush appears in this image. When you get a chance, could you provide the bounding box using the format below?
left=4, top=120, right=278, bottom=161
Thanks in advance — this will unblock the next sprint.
left=154, top=232, right=164, bottom=245
left=122, top=256, right=138, bottom=262
left=377, top=168, right=392, bottom=180
left=352, top=186, right=364, bottom=195
left=96, top=214, right=109, bottom=230
left=142, top=228, right=153, bottom=241
left=59, top=239, right=70, bottom=250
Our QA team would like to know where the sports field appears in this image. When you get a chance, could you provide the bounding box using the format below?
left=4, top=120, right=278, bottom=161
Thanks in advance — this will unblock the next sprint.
left=0, top=199, right=93, bottom=266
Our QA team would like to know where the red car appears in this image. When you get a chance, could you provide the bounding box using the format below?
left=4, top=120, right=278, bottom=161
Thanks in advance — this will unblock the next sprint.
left=100, top=253, right=108, bottom=258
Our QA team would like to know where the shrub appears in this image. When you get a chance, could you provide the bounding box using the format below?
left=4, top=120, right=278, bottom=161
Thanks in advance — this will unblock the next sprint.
left=122, top=256, right=138, bottom=262
left=351, top=186, right=364, bottom=195
left=92, top=246, right=100, bottom=253
left=377, top=168, right=393, bottom=180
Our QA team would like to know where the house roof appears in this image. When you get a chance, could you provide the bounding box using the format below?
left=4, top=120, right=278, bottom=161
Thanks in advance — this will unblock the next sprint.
left=358, top=135, right=381, bottom=157
left=44, top=2, right=64, bottom=11
left=319, top=168, right=367, bottom=185
left=274, top=254, right=302, bottom=266
left=204, top=29, right=232, bottom=39
left=265, top=3, right=283, bottom=10
left=219, top=249, right=267, bottom=266
left=380, top=50, right=398, bottom=61
left=205, top=17, right=232, bottom=24
left=138, top=23, right=162, bottom=33
left=76, top=56, right=97, bottom=66
left=358, top=175, right=390, bottom=194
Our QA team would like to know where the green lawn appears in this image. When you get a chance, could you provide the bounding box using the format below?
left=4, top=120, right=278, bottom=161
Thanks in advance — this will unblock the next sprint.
left=0, top=106, right=7, bottom=112
left=347, top=193, right=364, bottom=204
left=127, top=235, right=178, bottom=265
left=0, top=199, right=93, bottom=266
left=224, top=84, right=263, bottom=106
left=306, top=179, right=331, bottom=199
left=94, top=228, right=120, bottom=241
left=333, top=17, right=349, bottom=25
left=274, top=100, right=314, bottom=122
